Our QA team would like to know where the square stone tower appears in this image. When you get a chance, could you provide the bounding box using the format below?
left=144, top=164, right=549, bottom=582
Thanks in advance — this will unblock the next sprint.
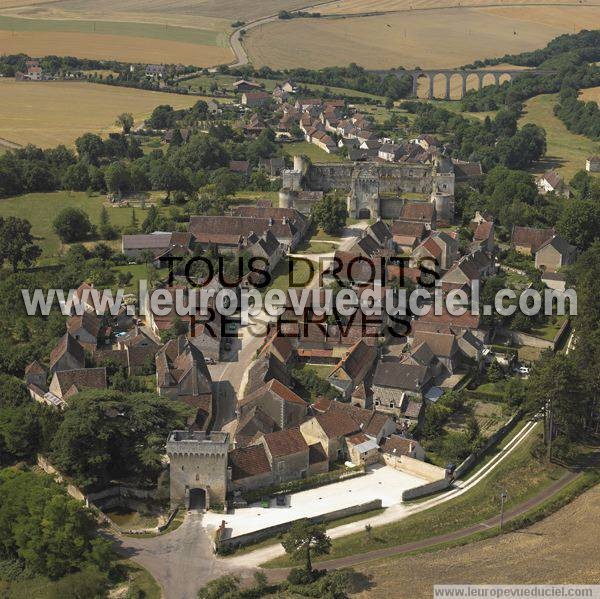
left=166, top=431, right=229, bottom=509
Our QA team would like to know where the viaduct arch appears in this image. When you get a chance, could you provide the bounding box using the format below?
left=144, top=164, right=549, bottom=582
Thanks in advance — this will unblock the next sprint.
left=373, top=68, right=552, bottom=100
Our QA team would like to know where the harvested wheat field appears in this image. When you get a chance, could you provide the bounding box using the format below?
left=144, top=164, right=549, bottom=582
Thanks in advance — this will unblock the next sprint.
left=244, top=6, right=600, bottom=70
left=0, top=14, right=232, bottom=65
left=0, top=0, right=321, bottom=23
left=579, top=86, right=600, bottom=104
left=0, top=30, right=232, bottom=65
left=353, top=484, right=600, bottom=598
left=318, top=0, right=591, bottom=15
left=0, top=80, right=200, bottom=148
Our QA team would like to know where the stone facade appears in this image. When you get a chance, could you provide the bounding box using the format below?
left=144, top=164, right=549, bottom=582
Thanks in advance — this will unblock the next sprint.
left=281, top=155, right=455, bottom=221
left=166, top=431, right=229, bottom=509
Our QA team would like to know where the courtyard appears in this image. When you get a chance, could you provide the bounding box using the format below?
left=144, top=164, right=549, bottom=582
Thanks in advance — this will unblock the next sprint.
left=202, top=464, right=428, bottom=538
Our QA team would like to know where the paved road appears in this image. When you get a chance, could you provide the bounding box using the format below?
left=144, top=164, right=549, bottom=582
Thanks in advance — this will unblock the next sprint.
left=110, top=512, right=254, bottom=599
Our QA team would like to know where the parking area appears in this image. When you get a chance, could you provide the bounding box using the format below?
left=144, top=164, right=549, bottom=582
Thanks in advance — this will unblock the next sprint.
left=202, top=464, right=427, bottom=537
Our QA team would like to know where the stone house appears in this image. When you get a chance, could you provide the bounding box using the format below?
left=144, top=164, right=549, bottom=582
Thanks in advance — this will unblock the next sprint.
left=378, top=143, right=404, bottom=162
left=310, top=398, right=397, bottom=443
left=49, top=333, right=85, bottom=374
left=246, top=230, right=285, bottom=273
left=366, top=220, right=393, bottom=250
left=345, top=433, right=380, bottom=466
left=372, top=356, right=432, bottom=418
left=228, top=444, right=274, bottom=492
left=25, top=360, right=46, bottom=389
left=398, top=202, right=437, bottom=229
left=534, top=235, right=577, bottom=272
left=241, top=91, right=271, bottom=108
left=586, top=156, right=600, bottom=172
left=380, top=435, right=425, bottom=461
left=244, top=353, right=291, bottom=397
left=66, top=311, right=101, bottom=350
left=238, top=378, right=308, bottom=430
left=412, top=330, right=460, bottom=374
left=511, top=226, right=555, bottom=256
left=412, top=232, right=457, bottom=272
left=49, top=367, right=107, bottom=400
left=300, top=411, right=360, bottom=464
left=471, top=220, right=495, bottom=253
left=327, top=340, right=377, bottom=399
left=391, top=221, right=427, bottom=253
left=155, top=336, right=213, bottom=399
left=222, top=406, right=277, bottom=448
left=253, top=428, right=311, bottom=483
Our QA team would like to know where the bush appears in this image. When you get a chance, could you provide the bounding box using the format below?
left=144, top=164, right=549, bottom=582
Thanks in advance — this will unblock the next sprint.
left=52, top=207, right=93, bottom=243
left=287, top=567, right=315, bottom=585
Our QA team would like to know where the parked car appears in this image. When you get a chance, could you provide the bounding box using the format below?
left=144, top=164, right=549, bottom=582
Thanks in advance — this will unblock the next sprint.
left=276, top=495, right=286, bottom=506
left=516, top=365, right=530, bottom=375
left=204, top=357, right=216, bottom=365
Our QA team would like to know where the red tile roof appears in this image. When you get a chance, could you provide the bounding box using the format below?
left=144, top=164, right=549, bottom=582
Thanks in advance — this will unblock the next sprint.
left=260, top=427, right=308, bottom=457
left=229, top=445, right=272, bottom=481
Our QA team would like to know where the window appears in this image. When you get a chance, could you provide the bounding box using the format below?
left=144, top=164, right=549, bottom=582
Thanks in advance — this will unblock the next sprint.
left=181, top=465, right=184, bottom=471
left=277, top=461, right=285, bottom=472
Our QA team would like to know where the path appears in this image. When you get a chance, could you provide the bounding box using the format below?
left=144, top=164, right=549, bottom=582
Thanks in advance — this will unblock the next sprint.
left=265, top=468, right=581, bottom=581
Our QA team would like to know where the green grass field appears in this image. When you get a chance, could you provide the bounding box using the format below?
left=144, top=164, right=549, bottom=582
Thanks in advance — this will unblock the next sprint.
left=0, top=191, right=154, bottom=262
left=0, top=15, right=225, bottom=46
left=520, top=94, right=599, bottom=180
left=264, top=426, right=565, bottom=567
left=282, top=141, right=346, bottom=164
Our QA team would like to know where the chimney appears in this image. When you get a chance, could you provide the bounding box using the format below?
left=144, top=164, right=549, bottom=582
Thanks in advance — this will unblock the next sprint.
left=269, top=217, right=274, bottom=226
left=282, top=216, right=288, bottom=225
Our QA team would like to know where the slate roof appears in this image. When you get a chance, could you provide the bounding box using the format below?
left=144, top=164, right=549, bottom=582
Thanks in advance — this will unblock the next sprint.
left=373, top=358, right=428, bottom=393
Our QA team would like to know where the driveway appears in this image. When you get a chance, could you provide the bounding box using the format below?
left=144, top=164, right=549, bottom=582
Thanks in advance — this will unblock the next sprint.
left=110, top=512, right=254, bottom=599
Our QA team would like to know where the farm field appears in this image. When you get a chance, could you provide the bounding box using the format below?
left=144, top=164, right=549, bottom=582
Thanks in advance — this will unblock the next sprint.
left=579, top=86, right=600, bottom=104
left=318, top=0, right=592, bottom=15
left=244, top=6, right=600, bottom=70
left=0, top=0, right=322, bottom=23
left=353, top=484, right=600, bottom=598
left=519, top=93, right=598, bottom=179
left=0, top=15, right=232, bottom=65
left=0, top=80, right=200, bottom=148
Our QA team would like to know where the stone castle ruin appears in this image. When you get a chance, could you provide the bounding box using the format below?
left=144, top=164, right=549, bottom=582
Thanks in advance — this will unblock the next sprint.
left=280, top=155, right=456, bottom=224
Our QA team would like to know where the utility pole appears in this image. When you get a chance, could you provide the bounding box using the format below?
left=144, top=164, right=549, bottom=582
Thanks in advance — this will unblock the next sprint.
left=499, top=489, right=508, bottom=530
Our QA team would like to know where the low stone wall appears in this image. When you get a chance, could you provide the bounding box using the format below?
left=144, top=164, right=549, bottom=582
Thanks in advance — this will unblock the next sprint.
left=382, top=454, right=451, bottom=500
left=215, top=499, right=382, bottom=551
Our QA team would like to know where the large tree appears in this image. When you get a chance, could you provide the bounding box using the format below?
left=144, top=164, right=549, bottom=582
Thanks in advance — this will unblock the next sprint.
left=282, top=520, right=331, bottom=574
left=50, top=389, right=192, bottom=487
left=115, top=112, right=134, bottom=134
left=0, top=217, right=41, bottom=272
left=312, top=194, right=348, bottom=234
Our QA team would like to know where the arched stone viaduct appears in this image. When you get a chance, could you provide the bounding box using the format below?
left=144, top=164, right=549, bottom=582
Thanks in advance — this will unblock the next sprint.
left=374, top=68, right=551, bottom=100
